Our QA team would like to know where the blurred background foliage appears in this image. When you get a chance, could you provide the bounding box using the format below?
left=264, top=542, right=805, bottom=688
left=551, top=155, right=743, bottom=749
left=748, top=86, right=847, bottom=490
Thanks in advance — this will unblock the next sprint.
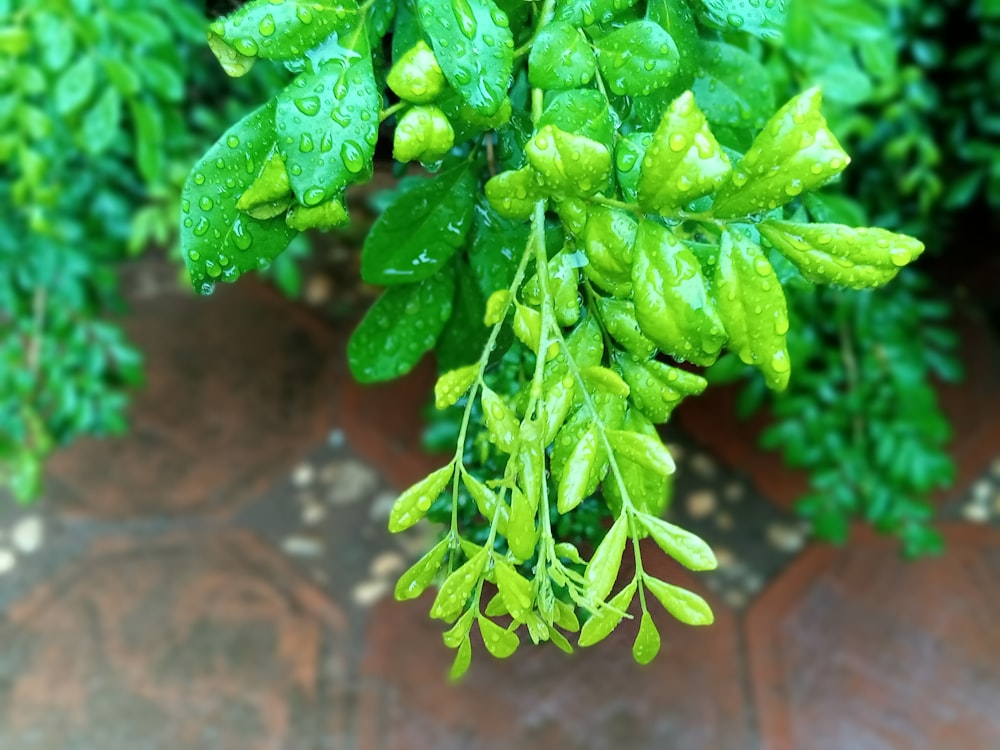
left=0, top=0, right=996, bottom=555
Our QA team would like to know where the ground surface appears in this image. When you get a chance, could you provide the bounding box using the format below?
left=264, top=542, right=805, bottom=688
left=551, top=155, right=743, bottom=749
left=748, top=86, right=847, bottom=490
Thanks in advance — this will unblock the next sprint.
left=1, top=259, right=999, bottom=750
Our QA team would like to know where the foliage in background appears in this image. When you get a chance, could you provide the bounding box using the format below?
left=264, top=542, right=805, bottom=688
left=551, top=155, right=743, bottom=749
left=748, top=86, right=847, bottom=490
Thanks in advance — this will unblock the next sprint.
left=187, top=0, right=932, bottom=672
left=0, top=0, right=294, bottom=500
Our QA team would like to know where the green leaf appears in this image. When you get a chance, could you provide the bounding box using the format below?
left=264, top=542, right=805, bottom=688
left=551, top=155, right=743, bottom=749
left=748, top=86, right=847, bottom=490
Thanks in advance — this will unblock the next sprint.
left=276, top=54, right=380, bottom=207
left=557, top=425, right=601, bottom=513
left=645, top=577, right=714, bottom=625
left=556, top=0, right=639, bottom=26
left=758, top=221, right=925, bottom=290
left=538, top=89, right=614, bottom=146
left=494, top=559, right=533, bottom=621
left=430, top=548, right=489, bottom=622
left=646, top=0, right=699, bottom=88
left=435, top=364, right=479, bottom=409
left=578, top=581, right=636, bottom=647
left=139, top=57, right=184, bottom=102
left=387, top=39, right=447, bottom=103
left=181, top=102, right=297, bottom=293
left=603, top=411, right=672, bottom=518
left=594, top=20, right=680, bottom=98
left=462, top=473, right=509, bottom=534
left=348, top=269, right=455, bottom=382
left=393, top=105, right=455, bottom=162
left=481, top=386, right=519, bottom=452
left=638, top=91, right=731, bottom=213
left=581, top=205, right=636, bottom=297
left=698, top=0, right=787, bottom=42
left=632, top=610, right=661, bottom=664
left=639, top=514, right=717, bottom=570
left=526, top=125, right=613, bottom=197
left=614, top=353, right=707, bottom=423
left=479, top=616, right=520, bottom=658
left=484, top=167, right=546, bottom=221
left=55, top=55, right=96, bottom=115
left=449, top=636, right=473, bottom=680
left=416, top=0, right=514, bottom=116
left=713, top=88, right=851, bottom=219
left=631, top=219, right=726, bottom=366
left=389, top=463, right=455, bottom=532
left=80, top=88, right=121, bottom=155
left=507, top=487, right=538, bottom=561
left=528, top=21, right=596, bottom=90
left=585, top=513, right=629, bottom=602
left=606, top=429, right=676, bottom=476
left=436, top=261, right=490, bottom=370
left=395, top=537, right=451, bottom=600
left=615, top=132, right=653, bottom=203
left=208, top=0, right=360, bottom=63
left=362, top=165, right=475, bottom=284
left=131, top=97, right=164, bottom=184
left=595, top=298, right=657, bottom=359
left=692, top=40, right=774, bottom=131
left=715, top=229, right=791, bottom=390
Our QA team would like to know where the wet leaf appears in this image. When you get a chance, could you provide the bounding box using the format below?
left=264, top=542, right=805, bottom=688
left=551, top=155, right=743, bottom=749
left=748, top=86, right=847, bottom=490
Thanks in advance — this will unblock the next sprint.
left=276, top=54, right=380, bottom=207
left=494, top=559, right=533, bottom=620
left=389, top=463, right=455, bottom=532
left=631, top=219, right=726, bottom=365
left=595, top=297, right=657, bottom=359
left=692, top=40, right=774, bottom=131
left=614, top=353, right=707, bottom=423
left=348, top=268, right=455, bottom=382
left=54, top=55, right=96, bottom=115
left=528, top=21, right=596, bottom=90
left=639, top=513, right=717, bottom=570
left=462, top=473, right=510, bottom=534
left=395, top=537, right=451, bottom=600
left=698, top=0, right=787, bottom=43
left=181, top=101, right=296, bottom=293
left=449, top=636, right=473, bottom=680
left=556, top=0, right=640, bottom=28
left=484, top=167, right=546, bottom=221
left=644, top=576, right=714, bottom=625
left=435, top=364, right=479, bottom=409
left=758, top=220, right=924, bottom=289
left=387, top=39, right=447, bottom=103
left=416, top=0, right=514, bottom=116
left=615, top=131, right=653, bottom=203
left=557, top=425, right=601, bottom=513
left=362, top=165, right=476, bottom=284
left=578, top=581, right=636, bottom=647
left=594, top=20, right=680, bottom=98
left=585, top=513, right=629, bottom=602
left=479, top=616, right=520, bottom=658
left=526, top=125, right=613, bottom=197
left=506, top=487, right=538, bottom=561
left=715, top=229, right=791, bottom=390
left=638, top=91, right=731, bottom=213
left=481, top=386, right=520, bottom=452
left=431, top=548, right=489, bottom=622
left=393, top=105, right=455, bottom=162
left=607, top=429, right=676, bottom=476
left=632, top=610, right=661, bottom=664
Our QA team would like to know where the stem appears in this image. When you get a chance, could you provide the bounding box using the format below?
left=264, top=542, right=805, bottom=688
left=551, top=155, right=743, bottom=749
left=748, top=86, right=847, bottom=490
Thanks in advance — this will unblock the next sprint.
left=26, top=286, right=46, bottom=377
left=378, top=101, right=406, bottom=123
left=513, top=0, right=557, bottom=58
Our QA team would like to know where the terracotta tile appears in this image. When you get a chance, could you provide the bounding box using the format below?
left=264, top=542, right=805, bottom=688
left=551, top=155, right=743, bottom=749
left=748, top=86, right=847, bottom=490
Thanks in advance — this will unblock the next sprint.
left=45, top=279, right=337, bottom=518
left=339, top=355, right=452, bottom=491
left=0, top=531, right=347, bottom=750
left=746, top=524, right=1000, bottom=750
left=357, top=540, right=752, bottom=750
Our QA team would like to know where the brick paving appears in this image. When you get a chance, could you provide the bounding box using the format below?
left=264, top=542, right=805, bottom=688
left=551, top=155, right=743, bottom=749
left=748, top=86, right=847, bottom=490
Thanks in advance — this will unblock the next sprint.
left=0, top=261, right=998, bottom=749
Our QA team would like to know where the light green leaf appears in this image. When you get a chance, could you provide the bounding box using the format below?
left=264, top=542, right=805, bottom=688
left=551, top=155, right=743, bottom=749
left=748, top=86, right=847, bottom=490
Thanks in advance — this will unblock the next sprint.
left=395, top=537, right=451, bottom=600
left=55, top=55, right=96, bottom=115
left=435, top=364, right=479, bottom=409
left=615, top=132, right=653, bottom=203
left=698, top=0, right=787, bottom=42
left=449, top=636, right=473, bottom=680
left=506, top=487, right=538, bottom=561
left=481, top=386, right=520, bottom=452
left=430, top=548, right=489, bottom=622
left=645, top=577, right=714, bottom=625
left=632, top=610, right=661, bottom=664
left=276, top=54, right=380, bottom=207
left=362, top=165, right=475, bottom=284
left=139, top=57, right=184, bottom=102
left=557, top=425, right=601, bottom=513
left=494, top=559, right=533, bottom=620
left=393, top=105, right=455, bottom=162
left=526, top=125, right=613, bottom=197
left=181, top=102, right=297, bottom=293
left=416, top=0, right=514, bottom=116
left=638, top=91, right=731, bottom=213
left=585, top=513, right=629, bottom=602
left=479, top=616, right=520, bottom=658
left=639, top=514, right=717, bottom=570
left=579, top=581, right=636, bottom=647
left=614, top=353, right=707, bottom=423
left=347, top=269, right=455, bottom=382
left=538, top=89, right=615, bottom=147
left=713, top=88, right=850, bottom=219
left=387, top=39, right=447, bottom=103
left=528, top=20, right=596, bottom=90
left=594, top=20, right=680, bottom=97
left=607, top=429, right=676, bottom=476
left=631, top=219, right=726, bottom=366
left=388, top=463, right=455, bottom=532
left=715, top=229, right=791, bottom=390
left=462, top=473, right=509, bottom=534
left=758, top=220, right=925, bottom=289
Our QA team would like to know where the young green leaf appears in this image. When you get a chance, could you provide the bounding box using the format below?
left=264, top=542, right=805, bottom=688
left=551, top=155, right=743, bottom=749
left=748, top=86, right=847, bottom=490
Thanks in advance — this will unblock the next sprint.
left=513, top=302, right=542, bottom=353
left=540, top=374, right=575, bottom=443
left=430, top=548, right=489, bottom=622
left=462, top=473, right=510, bottom=534
left=285, top=199, right=349, bottom=231
left=595, top=297, right=657, bottom=359
left=632, top=611, right=661, bottom=664
left=181, top=101, right=296, bottom=293
left=639, top=514, right=717, bottom=570
left=715, top=229, right=791, bottom=390
left=389, top=463, right=455, bottom=532
left=712, top=88, right=850, bottom=218
left=538, top=89, right=615, bottom=152
left=585, top=513, right=629, bottom=602
left=442, top=608, right=476, bottom=647
left=528, top=21, right=596, bottom=90
left=607, top=429, right=676, bottom=476
left=506, top=487, right=538, bottom=561
left=614, top=353, right=707, bottom=423
left=416, top=0, right=514, bottom=117
left=449, top=636, right=473, bottom=680
left=578, top=581, right=637, bottom=647
left=556, top=0, right=639, bottom=26
left=580, top=366, right=631, bottom=399
left=494, top=558, right=534, bottom=621
left=478, top=616, right=520, bottom=658
left=557, top=425, right=601, bottom=513
left=644, top=577, right=714, bottom=626
left=362, top=166, right=476, bottom=284
left=484, top=167, right=546, bottom=221
left=638, top=91, right=731, bottom=214
left=594, top=20, right=680, bottom=97
left=347, top=269, right=455, bottom=382
left=393, top=105, right=455, bottom=163
left=435, top=364, right=479, bottom=409
left=481, top=386, right=519, bottom=452
left=395, top=537, right=451, bottom=600
left=387, top=40, right=447, bottom=103
left=526, top=125, right=613, bottom=197
left=276, top=55, right=379, bottom=207
left=631, top=219, right=726, bottom=366
left=758, top=221, right=925, bottom=289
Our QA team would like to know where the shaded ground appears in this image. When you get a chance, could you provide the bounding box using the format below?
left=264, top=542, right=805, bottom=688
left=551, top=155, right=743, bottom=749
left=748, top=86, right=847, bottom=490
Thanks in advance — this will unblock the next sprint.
left=0, top=257, right=999, bottom=749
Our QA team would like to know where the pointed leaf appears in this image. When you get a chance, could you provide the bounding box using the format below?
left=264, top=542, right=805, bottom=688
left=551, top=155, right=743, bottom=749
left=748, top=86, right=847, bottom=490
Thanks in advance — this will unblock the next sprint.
left=388, top=463, right=455, bottom=532
left=632, top=610, right=661, bottom=664
left=526, top=125, right=613, bottom=198
left=430, top=548, right=489, bottom=622
left=395, top=537, right=451, bottom=600
left=698, top=0, right=787, bottom=42
left=585, top=513, right=629, bottom=602
left=579, top=581, right=636, bottom=647
left=645, top=577, right=715, bottom=626
left=557, top=426, right=600, bottom=513
left=692, top=40, right=774, bottom=130
left=607, top=430, right=676, bottom=476
left=462, top=473, right=509, bottom=534
left=449, top=636, right=473, bottom=680
left=639, top=514, right=717, bottom=570
left=594, top=20, right=680, bottom=97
